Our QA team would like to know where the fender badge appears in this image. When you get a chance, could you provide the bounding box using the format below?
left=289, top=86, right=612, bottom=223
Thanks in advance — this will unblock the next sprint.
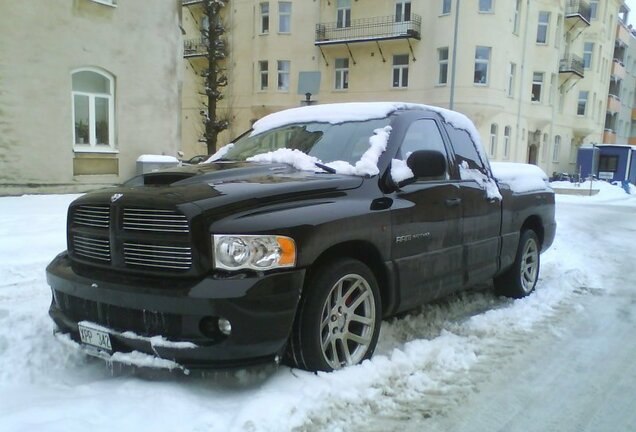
left=91, top=283, right=98, bottom=289
left=110, top=193, right=123, bottom=203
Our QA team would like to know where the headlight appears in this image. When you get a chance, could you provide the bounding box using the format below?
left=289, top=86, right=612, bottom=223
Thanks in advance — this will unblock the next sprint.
left=213, top=235, right=296, bottom=271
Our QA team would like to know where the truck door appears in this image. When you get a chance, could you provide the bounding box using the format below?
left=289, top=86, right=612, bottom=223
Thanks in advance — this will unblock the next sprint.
left=444, top=125, right=502, bottom=288
left=390, top=118, right=463, bottom=311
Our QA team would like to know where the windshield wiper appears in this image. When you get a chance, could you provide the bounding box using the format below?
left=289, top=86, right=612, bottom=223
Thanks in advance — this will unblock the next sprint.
left=315, top=162, right=337, bottom=174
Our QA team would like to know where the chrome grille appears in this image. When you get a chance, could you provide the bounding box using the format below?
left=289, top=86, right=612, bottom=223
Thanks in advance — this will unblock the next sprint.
left=123, top=208, right=189, bottom=233
left=123, top=242, right=192, bottom=271
left=72, top=235, right=111, bottom=263
left=73, top=205, right=110, bottom=228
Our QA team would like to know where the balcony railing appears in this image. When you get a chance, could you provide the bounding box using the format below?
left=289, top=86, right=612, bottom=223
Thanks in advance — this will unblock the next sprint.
left=182, top=0, right=202, bottom=6
left=184, top=37, right=208, bottom=58
left=565, top=0, right=591, bottom=25
left=315, top=14, right=421, bottom=45
left=559, top=54, right=584, bottom=78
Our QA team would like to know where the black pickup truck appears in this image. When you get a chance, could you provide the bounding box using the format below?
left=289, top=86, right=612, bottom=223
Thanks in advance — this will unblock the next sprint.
left=46, top=103, right=555, bottom=372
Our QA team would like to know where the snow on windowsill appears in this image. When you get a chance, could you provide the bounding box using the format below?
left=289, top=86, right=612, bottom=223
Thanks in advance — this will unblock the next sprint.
left=73, top=146, right=119, bottom=154
left=136, top=154, right=179, bottom=163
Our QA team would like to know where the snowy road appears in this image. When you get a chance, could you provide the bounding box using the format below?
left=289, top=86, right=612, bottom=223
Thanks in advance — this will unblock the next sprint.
left=0, top=184, right=635, bottom=432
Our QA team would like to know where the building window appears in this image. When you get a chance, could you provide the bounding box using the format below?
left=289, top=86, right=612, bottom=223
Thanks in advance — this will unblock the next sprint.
left=489, top=124, right=498, bottom=157
left=277, top=60, right=290, bottom=91
left=438, top=47, right=449, bottom=85
left=578, top=91, right=589, bottom=115
left=542, top=133, right=548, bottom=161
left=599, top=155, right=619, bottom=172
left=583, top=42, right=594, bottom=69
left=259, top=61, right=269, bottom=90
left=553, top=135, right=561, bottom=162
left=72, top=68, right=114, bottom=149
left=392, top=54, right=409, bottom=88
left=479, top=0, right=493, bottom=13
left=507, top=62, right=516, bottom=97
left=536, top=11, right=550, bottom=44
left=337, top=0, right=351, bottom=28
left=396, top=0, right=411, bottom=22
left=335, top=58, right=349, bottom=90
left=503, top=126, right=511, bottom=159
left=474, top=46, right=491, bottom=84
left=278, top=2, right=291, bottom=33
left=590, top=0, right=598, bottom=19
left=531, top=72, right=544, bottom=102
left=260, top=3, right=269, bottom=34
left=513, top=0, right=521, bottom=34
left=549, top=73, right=556, bottom=105
left=442, top=0, right=451, bottom=15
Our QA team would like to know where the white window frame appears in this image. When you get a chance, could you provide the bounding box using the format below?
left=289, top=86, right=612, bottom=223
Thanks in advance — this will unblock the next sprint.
left=337, top=0, right=351, bottom=28
left=258, top=60, right=269, bottom=90
left=392, top=54, right=409, bottom=88
left=503, top=126, right=511, bottom=159
left=474, top=46, right=491, bottom=85
left=438, top=47, right=449, bottom=85
left=578, top=91, right=589, bottom=116
left=260, top=2, right=270, bottom=34
left=531, top=72, right=544, bottom=103
left=536, top=11, right=550, bottom=44
left=478, top=0, right=493, bottom=13
left=395, top=0, right=411, bottom=22
left=335, top=58, right=349, bottom=90
left=590, top=0, right=599, bottom=20
left=278, top=2, right=291, bottom=33
left=442, top=0, right=451, bottom=15
left=583, top=42, right=594, bottom=69
left=513, top=0, right=521, bottom=34
left=507, top=62, right=516, bottom=97
left=71, top=67, right=116, bottom=152
left=489, top=124, right=498, bottom=157
left=277, top=60, right=290, bottom=91
left=553, top=135, right=561, bottom=163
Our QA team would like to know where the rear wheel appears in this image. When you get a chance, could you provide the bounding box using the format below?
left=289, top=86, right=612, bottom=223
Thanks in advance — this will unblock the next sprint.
left=287, top=259, right=382, bottom=372
left=495, top=230, right=540, bottom=298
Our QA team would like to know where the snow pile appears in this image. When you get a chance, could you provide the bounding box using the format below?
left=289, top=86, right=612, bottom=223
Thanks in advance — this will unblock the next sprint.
left=204, top=143, right=234, bottom=163
left=136, top=155, right=179, bottom=163
left=552, top=180, right=635, bottom=204
left=390, top=158, right=414, bottom=183
left=491, top=162, right=549, bottom=193
left=248, top=126, right=392, bottom=177
left=459, top=161, right=502, bottom=200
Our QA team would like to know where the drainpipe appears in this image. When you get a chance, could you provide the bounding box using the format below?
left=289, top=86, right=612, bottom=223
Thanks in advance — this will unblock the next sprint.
left=515, top=0, right=531, bottom=162
left=450, top=0, right=461, bottom=110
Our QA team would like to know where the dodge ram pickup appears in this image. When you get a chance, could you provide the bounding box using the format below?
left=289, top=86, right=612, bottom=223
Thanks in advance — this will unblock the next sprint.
left=46, top=102, right=556, bottom=372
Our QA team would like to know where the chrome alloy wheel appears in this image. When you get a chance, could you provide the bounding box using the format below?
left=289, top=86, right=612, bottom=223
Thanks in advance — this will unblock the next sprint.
left=319, top=273, right=376, bottom=369
left=520, top=237, right=539, bottom=293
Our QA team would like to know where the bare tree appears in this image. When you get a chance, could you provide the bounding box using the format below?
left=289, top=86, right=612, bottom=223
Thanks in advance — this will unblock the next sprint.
left=200, top=0, right=228, bottom=154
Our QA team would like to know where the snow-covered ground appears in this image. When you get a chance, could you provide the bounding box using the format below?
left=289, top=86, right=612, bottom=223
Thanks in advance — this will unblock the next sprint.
left=0, top=184, right=635, bottom=432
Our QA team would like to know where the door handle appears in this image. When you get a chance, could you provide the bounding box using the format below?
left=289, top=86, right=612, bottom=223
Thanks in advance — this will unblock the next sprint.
left=445, top=198, right=462, bottom=207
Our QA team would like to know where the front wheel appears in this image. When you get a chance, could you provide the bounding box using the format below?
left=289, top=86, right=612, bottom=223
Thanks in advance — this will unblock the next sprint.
left=286, top=259, right=382, bottom=372
left=494, top=230, right=541, bottom=299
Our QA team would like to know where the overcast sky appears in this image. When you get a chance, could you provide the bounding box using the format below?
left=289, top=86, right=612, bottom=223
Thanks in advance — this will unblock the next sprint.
left=626, top=0, right=636, bottom=23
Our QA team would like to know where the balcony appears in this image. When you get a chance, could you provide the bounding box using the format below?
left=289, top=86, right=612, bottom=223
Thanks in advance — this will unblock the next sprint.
left=616, top=23, right=631, bottom=46
left=603, top=129, right=617, bottom=144
left=607, top=94, right=621, bottom=114
left=629, top=137, right=636, bottom=145
left=632, top=108, right=636, bottom=120
left=184, top=37, right=207, bottom=58
left=611, top=59, right=626, bottom=80
left=315, top=14, right=421, bottom=46
left=565, top=0, right=591, bottom=30
left=559, top=54, right=584, bottom=78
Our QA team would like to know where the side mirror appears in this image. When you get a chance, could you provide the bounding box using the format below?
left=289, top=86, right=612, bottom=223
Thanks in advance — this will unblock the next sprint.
left=407, top=150, right=446, bottom=179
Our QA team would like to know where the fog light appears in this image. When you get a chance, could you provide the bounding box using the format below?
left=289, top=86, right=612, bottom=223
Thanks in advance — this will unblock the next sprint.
left=218, top=318, right=232, bottom=336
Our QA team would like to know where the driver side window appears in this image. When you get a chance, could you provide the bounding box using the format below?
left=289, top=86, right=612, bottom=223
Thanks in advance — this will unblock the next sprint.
left=398, top=119, right=449, bottom=179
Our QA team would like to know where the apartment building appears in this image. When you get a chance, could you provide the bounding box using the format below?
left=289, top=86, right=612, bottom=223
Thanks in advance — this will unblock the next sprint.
left=181, top=0, right=625, bottom=175
left=0, top=1, right=182, bottom=195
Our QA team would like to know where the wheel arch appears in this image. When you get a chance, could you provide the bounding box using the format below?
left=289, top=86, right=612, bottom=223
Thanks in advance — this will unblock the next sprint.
left=521, top=215, right=545, bottom=247
left=303, top=240, right=395, bottom=317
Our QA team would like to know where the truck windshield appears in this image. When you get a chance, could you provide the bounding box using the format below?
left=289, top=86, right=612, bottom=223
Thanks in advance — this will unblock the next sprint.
left=222, top=118, right=392, bottom=165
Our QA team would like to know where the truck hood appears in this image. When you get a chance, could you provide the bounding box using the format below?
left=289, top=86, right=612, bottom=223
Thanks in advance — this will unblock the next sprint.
left=77, top=161, right=364, bottom=211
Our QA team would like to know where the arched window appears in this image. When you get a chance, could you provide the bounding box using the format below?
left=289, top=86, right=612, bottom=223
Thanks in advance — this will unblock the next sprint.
left=542, top=133, right=549, bottom=161
left=503, top=126, right=511, bottom=159
left=553, top=135, right=561, bottom=163
left=72, top=68, right=115, bottom=149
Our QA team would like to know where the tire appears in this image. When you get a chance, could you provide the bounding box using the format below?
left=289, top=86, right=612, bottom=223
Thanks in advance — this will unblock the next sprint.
left=495, top=230, right=541, bottom=299
left=287, top=258, right=382, bottom=372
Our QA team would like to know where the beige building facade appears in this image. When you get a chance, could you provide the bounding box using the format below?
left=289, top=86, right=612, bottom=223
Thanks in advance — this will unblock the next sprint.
left=0, top=0, right=182, bottom=195
left=182, top=0, right=626, bottom=176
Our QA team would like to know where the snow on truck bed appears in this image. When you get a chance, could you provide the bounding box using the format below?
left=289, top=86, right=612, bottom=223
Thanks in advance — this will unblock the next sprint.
left=491, top=162, right=550, bottom=194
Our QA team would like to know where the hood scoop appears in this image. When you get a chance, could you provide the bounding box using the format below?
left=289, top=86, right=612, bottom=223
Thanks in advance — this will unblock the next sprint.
left=143, top=172, right=196, bottom=186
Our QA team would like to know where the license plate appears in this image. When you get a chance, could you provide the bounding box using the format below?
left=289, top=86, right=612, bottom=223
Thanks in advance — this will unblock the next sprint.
left=78, top=322, right=112, bottom=351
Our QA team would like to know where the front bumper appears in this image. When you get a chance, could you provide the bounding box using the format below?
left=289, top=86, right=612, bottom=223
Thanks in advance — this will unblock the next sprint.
left=46, top=253, right=305, bottom=369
